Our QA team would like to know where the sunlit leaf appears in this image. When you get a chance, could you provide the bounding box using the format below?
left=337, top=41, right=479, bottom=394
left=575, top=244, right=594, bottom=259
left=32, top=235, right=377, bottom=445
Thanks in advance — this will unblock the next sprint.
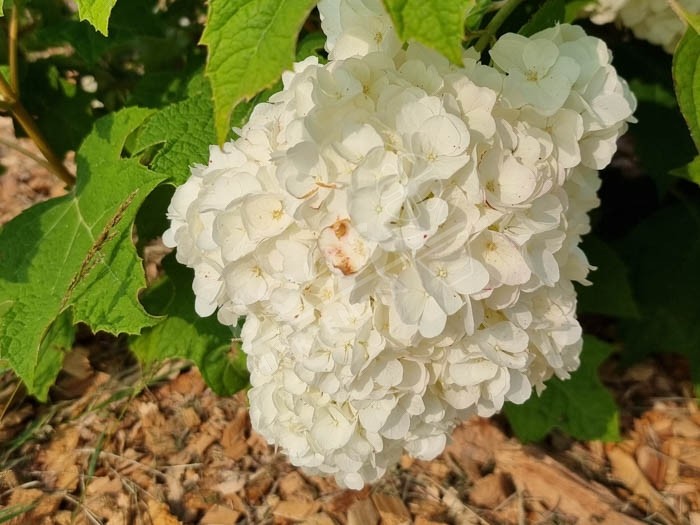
left=382, top=0, right=472, bottom=63
left=505, top=337, right=620, bottom=442
left=201, top=0, right=316, bottom=143
left=0, top=108, right=164, bottom=399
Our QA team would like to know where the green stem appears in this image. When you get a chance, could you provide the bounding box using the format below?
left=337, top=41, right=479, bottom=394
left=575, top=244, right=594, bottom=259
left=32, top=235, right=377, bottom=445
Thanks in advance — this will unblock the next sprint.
left=487, top=0, right=508, bottom=11
left=474, top=0, right=526, bottom=53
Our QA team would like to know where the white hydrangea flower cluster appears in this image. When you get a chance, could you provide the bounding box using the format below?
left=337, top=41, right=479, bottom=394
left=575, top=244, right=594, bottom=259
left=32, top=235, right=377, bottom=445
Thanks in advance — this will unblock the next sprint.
left=164, top=0, right=636, bottom=489
left=587, top=0, right=700, bottom=52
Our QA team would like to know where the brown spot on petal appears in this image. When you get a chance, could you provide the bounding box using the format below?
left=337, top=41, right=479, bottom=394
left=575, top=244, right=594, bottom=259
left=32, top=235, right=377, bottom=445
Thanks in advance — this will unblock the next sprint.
left=335, top=255, right=355, bottom=276
left=318, top=220, right=367, bottom=276
left=332, top=219, right=349, bottom=239
left=323, top=246, right=356, bottom=276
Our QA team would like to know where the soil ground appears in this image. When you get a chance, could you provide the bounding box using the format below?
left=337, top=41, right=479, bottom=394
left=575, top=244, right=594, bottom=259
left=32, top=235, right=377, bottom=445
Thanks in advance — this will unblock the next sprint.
left=1, top=116, right=699, bottom=525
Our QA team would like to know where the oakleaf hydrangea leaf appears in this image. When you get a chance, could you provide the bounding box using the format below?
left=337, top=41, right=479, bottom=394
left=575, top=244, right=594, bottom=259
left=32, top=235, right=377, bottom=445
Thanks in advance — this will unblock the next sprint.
left=230, top=82, right=282, bottom=138
left=297, top=32, right=328, bottom=61
left=382, top=0, right=472, bottom=64
left=673, top=154, right=700, bottom=185
left=673, top=26, right=700, bottom=149
left=200, top=0, right=317, bottom=144
left=37, top=308, right=75, bottom=392
left=564, top=0, right=596, bottom=22
left=520, top=0, right=565, bottom=36
left=130, top=254, right=249, bottom=396
left=465, top=0, right=492, bottom=31
left=23, top=63, right=96, bottom=157
left=504, top=336, right=620, bottom=442
left=629, top=79, right=678, bottom=109
left=630, top=94, right=695, bottom=191
left=74, top=0, right=118, bottom=35
left=0, top=107, right=165, bottom=400
left=135, top=76, right=216, bottom=185
left=621, top=203, right=700, bottom=391
left=577, top=235, right=639, bottom=319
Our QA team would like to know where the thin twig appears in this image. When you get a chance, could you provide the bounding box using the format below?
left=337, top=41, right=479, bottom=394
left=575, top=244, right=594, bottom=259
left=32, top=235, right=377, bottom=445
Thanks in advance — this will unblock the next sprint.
left=0, top=66, right=74, bottom=187
left=76, top=449, right=169, bottom=481
left=0, top=381, right=21, bottom=424
left=77, top=448, right=203, bottom=478
left=62, top=493, right=103, bottom=525
left=0, top=136, right=55, bottom=172
left=0, top=480, right=42, bottom=500
left=9, top=5, right=19, bottom=94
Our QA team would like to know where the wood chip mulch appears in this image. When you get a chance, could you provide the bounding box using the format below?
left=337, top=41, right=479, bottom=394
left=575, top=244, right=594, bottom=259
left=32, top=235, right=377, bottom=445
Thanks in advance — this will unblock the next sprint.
left=0, top=349, right=698, bottom=525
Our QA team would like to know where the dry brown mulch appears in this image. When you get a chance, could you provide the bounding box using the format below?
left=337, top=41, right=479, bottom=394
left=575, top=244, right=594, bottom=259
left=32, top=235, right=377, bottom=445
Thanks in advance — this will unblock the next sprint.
left=0, top=351, right=698, bottom=525
left=1, top=117, right=699, bottom=525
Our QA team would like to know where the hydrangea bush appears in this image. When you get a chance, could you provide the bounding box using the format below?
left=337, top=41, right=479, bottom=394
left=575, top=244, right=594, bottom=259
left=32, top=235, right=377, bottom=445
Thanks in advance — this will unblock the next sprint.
left=164, top=0, right=635, bottom=487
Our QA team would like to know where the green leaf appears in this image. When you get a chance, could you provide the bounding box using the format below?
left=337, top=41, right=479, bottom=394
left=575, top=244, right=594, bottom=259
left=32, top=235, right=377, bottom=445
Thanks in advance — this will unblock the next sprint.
left=576, top=235, right=639, bottom=319
left=32, top=20, right=111, bottom=66
left=673, top=27, right=700, bottom=149
left=0, top=108, right=165, bottom=400
left=127, top=72, right=191, bottom=108
left=465, top=0, right=491, bottom=32
left=382, top=0, right=471, bottom=64
left=621, top=202, right=700, bottom=390
left=671, top=154, right=700, bottom=186
left=230, top=81, right=282, bottom=137
left=134, top=184, right=174, bottom=252
left=630, top=100, right=695, bottom=190
left=130, top=254, right=249, bottom=396
left=504, top=336, right=620, bottom=442
left=21, top=62, right=95, bottom=157
left=36, top=308, right=75, bottom=395
left=0, top=0, right=12, bottom=18
left=563, top=0, right=596, bottom=22
left=520, top=0, right=565, bottom=37
left=297, top=31, right=327, bottom=62
left=127, top=62, right=208, bottom=110
left=106, top=0, right=167, bottom=37
left=134, top=75, right=216, bottom=185
left=74, top=0, right=118, bottom=35
left=629, top=79, right=678, bottom=109
left=201, top=0, right=317, bottom=144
